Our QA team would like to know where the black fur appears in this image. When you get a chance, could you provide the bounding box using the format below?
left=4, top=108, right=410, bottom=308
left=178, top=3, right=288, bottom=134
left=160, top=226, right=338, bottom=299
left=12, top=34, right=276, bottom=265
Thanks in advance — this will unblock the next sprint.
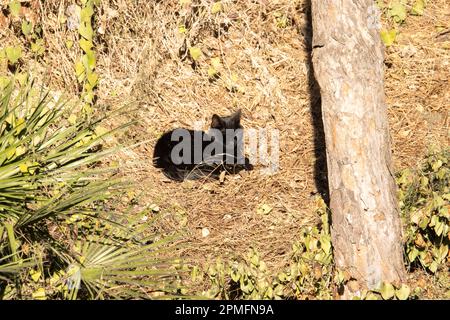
left=153, top=110, right=252, bottom=181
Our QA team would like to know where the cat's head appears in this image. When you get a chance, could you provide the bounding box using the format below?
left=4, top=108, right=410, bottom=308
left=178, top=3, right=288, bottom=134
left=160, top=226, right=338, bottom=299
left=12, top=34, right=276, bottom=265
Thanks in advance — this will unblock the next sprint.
left=209, top=109, right=244, bottom=162
left=210, top=109, right=242, bottom=133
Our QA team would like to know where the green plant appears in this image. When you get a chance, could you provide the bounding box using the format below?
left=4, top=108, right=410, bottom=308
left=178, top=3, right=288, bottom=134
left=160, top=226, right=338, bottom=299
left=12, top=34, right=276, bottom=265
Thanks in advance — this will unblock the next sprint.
left=42, top=209, right=182, bottom=300
left=75, top=0, right=100, bottom=114
left=345, top=282, right=414, bottom=300
left=0, top=79, right=183, bottom=299
left=198, top=200, right=334, bottom=299
left=378, top=0, right=427, bottom=47
left=398, top=149, right=449, bottom=273
left=1, top=0, right=45, bottom=63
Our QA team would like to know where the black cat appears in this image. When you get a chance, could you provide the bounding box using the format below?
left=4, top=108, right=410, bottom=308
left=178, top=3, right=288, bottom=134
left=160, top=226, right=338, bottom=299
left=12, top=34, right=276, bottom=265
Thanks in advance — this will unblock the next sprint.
left=153, top=110, right=252, bottom=181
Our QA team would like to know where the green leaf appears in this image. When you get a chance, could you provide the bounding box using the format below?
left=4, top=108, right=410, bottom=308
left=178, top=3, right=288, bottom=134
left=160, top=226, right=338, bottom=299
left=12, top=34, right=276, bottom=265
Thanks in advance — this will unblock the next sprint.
left=79, top=21, right=94, bottom=41
left=178, top=24, right=187, bottom=34
left=189, top=47, right=202, bottom=61
left=376, top=0, right=385, bottom=9
left=22, top=21, right=33, bottom=36
left=211, top=57, right=221, bottom=69
left=436, top=167, right=447, bottom=180
left=230, top=268, right=240, bottom=282
left=79, top=39, right=93, bottom=53
left=82, top=103, right=93, bottom=114
left=380, top=282, right=395, bottom=300
left=9, top=0, right=21, bottom=17
left=411, top=0, right=425, bottom=16
left=439, top=205, right=449, bottom=219
left=211, top=2, right=222, bottom=14
left=432, top=159, right=443, bottom=171
left=420, top=176, right=428, bottom=188
left=87, top=72, right=99, bottom=86
left=366, top=292, right=380, bottom=300
left=15, top=145, right=27, bottom=157
left=207, top=66, right=217, bottom=77
left=395, top=284, right=410, bottom=300
left=419, top=216, right=429, bottom=229
left=5, top=46, right=22, bottom=64
left=438, top=245, right=448, bottom=263
left=276, top=15, right=288, bottom=29
left=277, top=272, right=287, bottom=282
left=80, top=6, right=94, bottom=22
left=434, top=218, right=444, bottom=236
left=68, top=114, right=77, bottom=125
left=250, top=253, right=259, bottom=267
left=16, top=73, right=28, bottom=87
left=429, top=214, right=438, bottom=227
left=85, top=51, right=96, bottom=69
left=0, top=76, right=11, bottom=90
left=30, top=269, right=42, bottom=282
left=18, top=163, right=28, bottom=173
left=31, top=288, right=46, bottom=300
left=257, top=204, right=273, bottom=215
left=83, top=91, right=94, bottom=104
left=240, top=280, right=254, bottom=294
left=31, top=41, right=45, bottom=55
left=408, top=246, right=419, bottom=262
left=84, top=81, right=94, bottom=92
left=75, top=60, right=85, bottom=82
left=66, top=40, right=74, bottom=49
left=320, top=234, right=331, bottom=254
left=381, top=29, right=397, bottom=47
left=428, top=261, right=438, bottom=273
left=389, top=2, right=407, bottom=23
left=207, top=58, right=221, bottom=78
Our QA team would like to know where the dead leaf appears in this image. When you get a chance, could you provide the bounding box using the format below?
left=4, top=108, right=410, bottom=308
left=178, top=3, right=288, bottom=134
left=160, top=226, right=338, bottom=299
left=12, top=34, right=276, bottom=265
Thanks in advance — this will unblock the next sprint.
left=347, top=280, right=360, bottom=292
left=20, top=6, right=38, bottom=25
left=0, top=12, right=10, bottom=30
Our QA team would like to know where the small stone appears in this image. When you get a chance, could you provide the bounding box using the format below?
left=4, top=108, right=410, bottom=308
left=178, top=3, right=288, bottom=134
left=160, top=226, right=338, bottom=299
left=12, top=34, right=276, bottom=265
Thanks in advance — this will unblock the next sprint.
left=201, top=228, right=210, bottom=238
left=399, top=44, right=417, bottom=58
left=219, top=171, right=226, bottom=184
left=149, top=204, right=160, bottom=212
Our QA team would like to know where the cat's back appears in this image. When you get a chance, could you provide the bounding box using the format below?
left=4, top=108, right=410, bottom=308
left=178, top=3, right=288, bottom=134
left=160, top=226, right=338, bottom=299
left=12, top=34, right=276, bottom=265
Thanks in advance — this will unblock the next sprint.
left=153, top=128, right=214, bottom=181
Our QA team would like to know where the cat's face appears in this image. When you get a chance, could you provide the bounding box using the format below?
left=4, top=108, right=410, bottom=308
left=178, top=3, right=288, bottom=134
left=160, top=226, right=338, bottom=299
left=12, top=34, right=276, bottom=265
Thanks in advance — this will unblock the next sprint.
left=208, top=110, right=244, bottom=162
left=210, top=109, right=242, bottom=133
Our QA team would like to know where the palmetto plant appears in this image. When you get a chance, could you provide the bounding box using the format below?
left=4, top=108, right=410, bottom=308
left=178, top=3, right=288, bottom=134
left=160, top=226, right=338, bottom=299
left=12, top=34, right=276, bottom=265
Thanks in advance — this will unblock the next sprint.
left=0, top=80, right=183, bottom=299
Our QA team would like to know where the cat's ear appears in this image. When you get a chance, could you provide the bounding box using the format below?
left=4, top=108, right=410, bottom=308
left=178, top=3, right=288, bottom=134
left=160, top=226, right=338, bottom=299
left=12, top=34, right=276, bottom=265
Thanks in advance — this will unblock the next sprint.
left=230, top=109, right=241, bottom=127
left=211, top=114, right=224, bottom=129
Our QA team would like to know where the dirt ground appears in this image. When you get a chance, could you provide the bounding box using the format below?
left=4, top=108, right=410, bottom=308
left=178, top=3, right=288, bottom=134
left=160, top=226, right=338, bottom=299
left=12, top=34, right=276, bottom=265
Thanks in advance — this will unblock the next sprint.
left=107, top=1, right=448, bottom=272
left=1, top=0, right=449, bottom=283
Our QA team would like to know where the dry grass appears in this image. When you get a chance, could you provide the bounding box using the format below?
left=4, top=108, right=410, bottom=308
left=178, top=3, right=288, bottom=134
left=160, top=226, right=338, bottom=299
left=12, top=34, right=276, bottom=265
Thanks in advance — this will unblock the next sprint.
left=383, top=0, right=450, bottom=168
left=1, top=0, right=448, bottom=292
left=92, top=0, right=322, bottom=273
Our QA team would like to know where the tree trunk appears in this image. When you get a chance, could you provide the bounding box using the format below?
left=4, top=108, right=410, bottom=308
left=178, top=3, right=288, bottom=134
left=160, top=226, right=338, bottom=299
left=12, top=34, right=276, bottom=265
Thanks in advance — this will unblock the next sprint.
left=311, top=0, right=406, bottom=297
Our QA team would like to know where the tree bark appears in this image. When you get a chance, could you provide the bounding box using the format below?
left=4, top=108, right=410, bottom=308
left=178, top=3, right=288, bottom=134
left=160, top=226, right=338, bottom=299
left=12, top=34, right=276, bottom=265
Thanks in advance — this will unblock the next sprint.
left=311, top=0, right=406, bottom=297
